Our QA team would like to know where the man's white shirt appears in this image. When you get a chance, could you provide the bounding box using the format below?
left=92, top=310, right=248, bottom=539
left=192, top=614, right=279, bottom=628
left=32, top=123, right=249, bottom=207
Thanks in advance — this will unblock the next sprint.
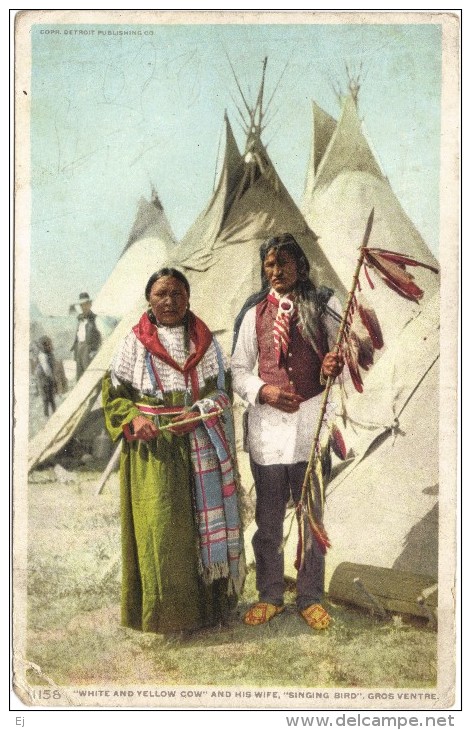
left=231, top=294, right=341, bottom=465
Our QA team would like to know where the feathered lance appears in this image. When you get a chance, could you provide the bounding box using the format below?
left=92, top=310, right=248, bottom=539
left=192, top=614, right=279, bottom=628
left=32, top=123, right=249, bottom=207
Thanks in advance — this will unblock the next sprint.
left=296, top=207, right=439, bottom=564
left=297, top=208, right=376, bottom=563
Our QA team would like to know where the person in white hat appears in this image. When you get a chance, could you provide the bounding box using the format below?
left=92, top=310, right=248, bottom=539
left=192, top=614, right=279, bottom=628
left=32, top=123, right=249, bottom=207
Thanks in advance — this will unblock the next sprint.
left=71, top=292, right=102, bottom=380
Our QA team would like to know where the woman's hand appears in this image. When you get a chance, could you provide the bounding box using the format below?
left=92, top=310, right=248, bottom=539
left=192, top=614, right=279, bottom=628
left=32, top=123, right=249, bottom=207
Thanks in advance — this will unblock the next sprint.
left=258, top=385, right=303, bottom=413
left=167, top=411, right=201, bottom=435
left=131, top=415, right=159, bottom=441
left=321, top=351, right=344, bottom=379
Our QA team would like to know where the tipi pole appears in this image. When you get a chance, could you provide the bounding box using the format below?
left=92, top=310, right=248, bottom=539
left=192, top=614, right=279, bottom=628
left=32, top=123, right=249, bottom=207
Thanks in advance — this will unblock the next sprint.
left=95, top=441, right=122, bottom=496
left=256, top=57, right=268, bottom=128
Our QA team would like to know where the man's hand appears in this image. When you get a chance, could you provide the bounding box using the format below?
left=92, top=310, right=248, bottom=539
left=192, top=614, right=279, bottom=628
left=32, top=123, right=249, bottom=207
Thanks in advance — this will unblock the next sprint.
left=167, top=411, right=202, bottom=435
left=321, top=351, right=344, bottom=379
left=131, top=415, right=160, bottom=441
left=259, top=385, right=303, bottom=413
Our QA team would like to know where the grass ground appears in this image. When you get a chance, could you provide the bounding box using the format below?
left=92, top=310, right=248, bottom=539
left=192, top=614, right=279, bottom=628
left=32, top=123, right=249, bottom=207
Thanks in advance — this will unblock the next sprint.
left=20, top=469, right=437, bottom=699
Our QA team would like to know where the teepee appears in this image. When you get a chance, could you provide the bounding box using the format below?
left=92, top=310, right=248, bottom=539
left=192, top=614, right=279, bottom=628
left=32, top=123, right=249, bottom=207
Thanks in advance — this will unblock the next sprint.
left=302, top=94, right=439, bottom=347
left=298, top=92, right=442, bottom=617
left=92, top=188, right=176, bottom=319
left=28, top=191, right=177, bottom=470
left=171, top=61, right=347, bottom=354
left=28, top=301, right=146, bottom=471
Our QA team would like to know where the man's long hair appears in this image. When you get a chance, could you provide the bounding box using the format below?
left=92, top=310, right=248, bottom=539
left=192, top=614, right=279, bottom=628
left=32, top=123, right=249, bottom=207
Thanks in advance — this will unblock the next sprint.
left=232, top=233, right=332, bottom=355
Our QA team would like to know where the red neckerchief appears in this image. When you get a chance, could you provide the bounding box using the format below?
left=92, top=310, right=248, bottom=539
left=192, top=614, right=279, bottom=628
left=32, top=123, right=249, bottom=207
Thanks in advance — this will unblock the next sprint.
left=132, top=310, right=213, bottom=377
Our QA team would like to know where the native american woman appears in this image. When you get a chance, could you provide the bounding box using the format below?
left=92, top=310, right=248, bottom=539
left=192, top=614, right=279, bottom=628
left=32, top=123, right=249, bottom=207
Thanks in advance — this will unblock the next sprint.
left=103, top=269, right=243, bottom=634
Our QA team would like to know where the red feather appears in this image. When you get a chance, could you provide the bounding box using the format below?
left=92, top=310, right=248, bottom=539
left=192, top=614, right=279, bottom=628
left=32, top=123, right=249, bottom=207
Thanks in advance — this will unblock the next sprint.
left=307, top=516, right=331, bottom=554
left=357, top=334, right=375, bottom=370
left=363, top=263, right=375, bottom=289
left=378, top=268, right=424, bottom=301
left=344, top=337, right=364, bottom=393
left=295, top=509, right=332, bottom=564
left=347, top=328, right=374, bottom=371
left=358, top=304, right=384, bottom=350
left=330, top=424, right=347, bottom=460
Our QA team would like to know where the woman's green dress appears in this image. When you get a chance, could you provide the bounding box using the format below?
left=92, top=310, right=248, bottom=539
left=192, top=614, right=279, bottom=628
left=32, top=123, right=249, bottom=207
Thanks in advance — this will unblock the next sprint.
left=103, top=370, right=234, bottom=634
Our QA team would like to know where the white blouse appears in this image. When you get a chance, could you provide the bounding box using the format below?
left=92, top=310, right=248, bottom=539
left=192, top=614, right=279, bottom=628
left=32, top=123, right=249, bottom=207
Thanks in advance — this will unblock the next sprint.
left=111, top=324, right=226, bottom=398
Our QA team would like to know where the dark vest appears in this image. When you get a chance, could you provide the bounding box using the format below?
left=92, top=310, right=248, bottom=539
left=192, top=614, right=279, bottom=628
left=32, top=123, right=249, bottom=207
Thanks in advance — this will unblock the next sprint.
left=255, top=298, right=325, bottom=400
left=71, top=312, right=102, bottom=353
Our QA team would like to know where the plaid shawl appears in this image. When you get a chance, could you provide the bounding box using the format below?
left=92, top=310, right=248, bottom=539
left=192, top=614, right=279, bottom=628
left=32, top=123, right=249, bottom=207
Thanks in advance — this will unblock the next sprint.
left=189, top=391, right=243, bottom=591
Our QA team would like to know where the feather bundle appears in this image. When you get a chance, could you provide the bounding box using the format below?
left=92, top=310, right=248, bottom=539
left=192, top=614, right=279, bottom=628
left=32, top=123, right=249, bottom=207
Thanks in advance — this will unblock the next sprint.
left=363, top=249, right=438, bottom=303
left=366, top=248, right=439, bottom=273
left=295, top=226, right=439, bottom=572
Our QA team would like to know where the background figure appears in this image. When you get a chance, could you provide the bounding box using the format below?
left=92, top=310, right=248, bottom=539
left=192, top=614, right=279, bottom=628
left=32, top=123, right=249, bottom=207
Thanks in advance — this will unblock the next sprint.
left=71, top=292, right=102, bottom=380
left=53, top=358, right=68, bottom=395
left=35, top=336, right=57, bottom=417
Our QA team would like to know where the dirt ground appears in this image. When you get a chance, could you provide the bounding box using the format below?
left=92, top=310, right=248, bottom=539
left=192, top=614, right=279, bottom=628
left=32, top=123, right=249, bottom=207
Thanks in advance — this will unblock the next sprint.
left=13, top=464, right=438, bottom=709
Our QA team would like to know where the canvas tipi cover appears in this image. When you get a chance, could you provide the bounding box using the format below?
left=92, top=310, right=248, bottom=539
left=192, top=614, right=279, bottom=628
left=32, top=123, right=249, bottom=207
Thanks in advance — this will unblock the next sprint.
left=28, top=300, right=147, bottom=470
left=29, top=192, right=177, bottom=469
left=297, top=94, right=443, bottom=616
left=172, top=113, right=346, bottom=354
left=302, top=95, right=439, bottom=347
left=324, top=293, right=440, bottom=581
left=92, top=189, right=176, bottom=319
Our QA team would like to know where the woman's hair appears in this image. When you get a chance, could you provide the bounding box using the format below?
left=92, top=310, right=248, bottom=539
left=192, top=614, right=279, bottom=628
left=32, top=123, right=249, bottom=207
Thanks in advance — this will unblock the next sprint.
left=145, top=268, right=191, bottom=301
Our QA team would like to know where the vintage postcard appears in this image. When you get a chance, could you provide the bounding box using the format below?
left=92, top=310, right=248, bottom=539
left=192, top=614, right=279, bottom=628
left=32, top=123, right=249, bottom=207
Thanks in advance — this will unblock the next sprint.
left=12, top=8, right=460, bottom=716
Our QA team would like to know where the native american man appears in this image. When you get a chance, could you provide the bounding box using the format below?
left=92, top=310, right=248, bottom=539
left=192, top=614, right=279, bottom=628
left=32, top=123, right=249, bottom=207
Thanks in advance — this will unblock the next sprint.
left=231, top=233, right=343, bottom=630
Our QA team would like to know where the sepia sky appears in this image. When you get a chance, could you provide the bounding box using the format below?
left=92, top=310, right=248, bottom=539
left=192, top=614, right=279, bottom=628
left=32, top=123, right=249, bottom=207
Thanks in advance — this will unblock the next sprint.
left=28, top=17, right=442, bottom=315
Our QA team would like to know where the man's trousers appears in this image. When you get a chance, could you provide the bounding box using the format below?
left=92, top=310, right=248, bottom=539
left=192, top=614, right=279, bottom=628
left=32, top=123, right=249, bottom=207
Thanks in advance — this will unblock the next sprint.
left=250, top=459, right=325, bottom=611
